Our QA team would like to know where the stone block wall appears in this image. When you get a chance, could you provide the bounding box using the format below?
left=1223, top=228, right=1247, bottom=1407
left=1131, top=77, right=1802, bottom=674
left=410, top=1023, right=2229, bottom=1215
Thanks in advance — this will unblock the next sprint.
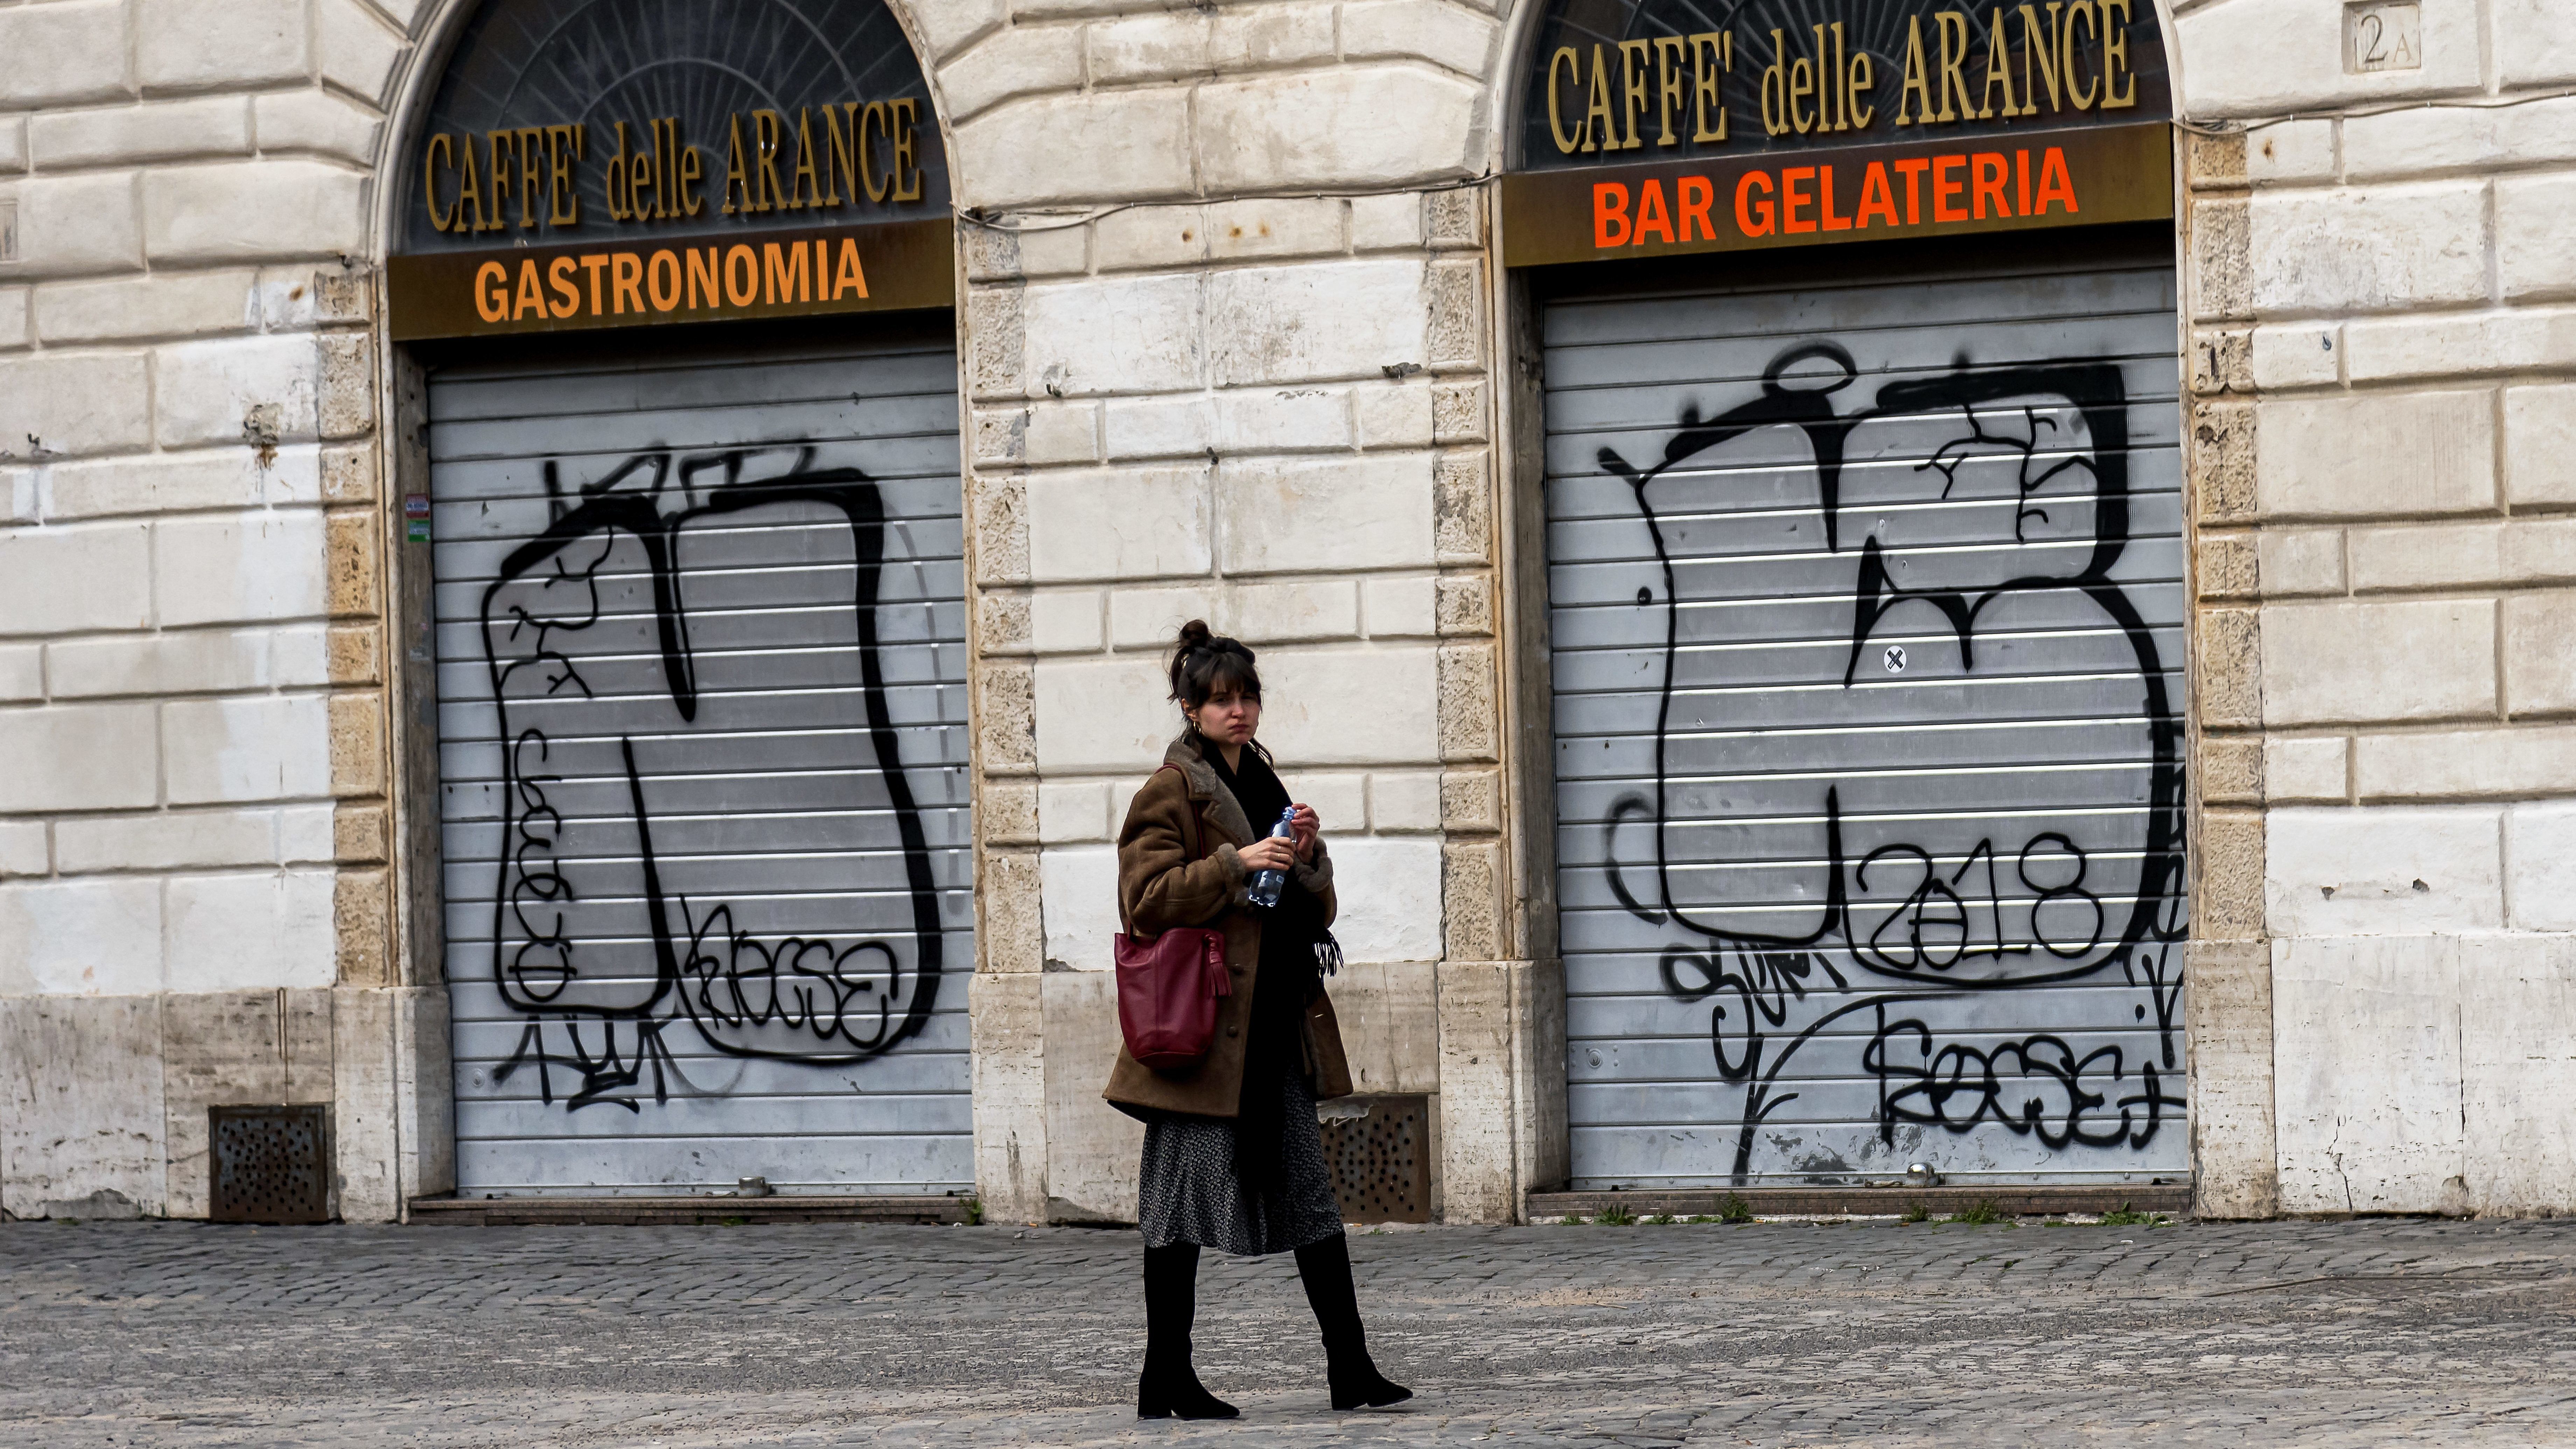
left=915, top=0, right=1524, bottom=1222
left=0, top=0, right=1535, bottom=1228
left=26, top=0, right=2576, bottom=1228
left=2178, top=0, right=2576, bottom=1216
left=0, top=0, right=422, bottom=1220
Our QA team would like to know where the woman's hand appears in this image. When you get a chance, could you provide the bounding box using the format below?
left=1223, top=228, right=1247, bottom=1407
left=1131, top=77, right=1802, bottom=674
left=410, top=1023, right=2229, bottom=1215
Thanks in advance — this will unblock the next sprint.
left=1238, top=835, right=1299, bottom=874
left=1289, top=805, right=1320, bottom=862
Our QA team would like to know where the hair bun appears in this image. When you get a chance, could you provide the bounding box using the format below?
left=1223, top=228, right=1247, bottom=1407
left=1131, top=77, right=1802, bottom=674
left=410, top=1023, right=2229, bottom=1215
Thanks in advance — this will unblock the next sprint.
left=1168, top=619, right=1261, bottom=712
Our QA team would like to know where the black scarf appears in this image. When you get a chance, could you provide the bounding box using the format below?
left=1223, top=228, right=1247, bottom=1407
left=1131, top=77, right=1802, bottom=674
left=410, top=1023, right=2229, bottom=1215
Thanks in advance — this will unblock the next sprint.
left=1199, top=740, right=1326, bottom=1186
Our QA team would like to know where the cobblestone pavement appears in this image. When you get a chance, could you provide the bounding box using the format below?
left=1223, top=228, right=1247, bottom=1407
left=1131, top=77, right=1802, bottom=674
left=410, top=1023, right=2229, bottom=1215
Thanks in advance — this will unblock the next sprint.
left=6, top=1216, right=2576, bottom=1447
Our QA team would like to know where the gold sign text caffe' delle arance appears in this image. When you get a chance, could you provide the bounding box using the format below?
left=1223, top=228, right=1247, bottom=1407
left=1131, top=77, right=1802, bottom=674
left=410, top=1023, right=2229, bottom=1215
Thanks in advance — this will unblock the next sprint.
left=418, top=102, right=927, bottom=235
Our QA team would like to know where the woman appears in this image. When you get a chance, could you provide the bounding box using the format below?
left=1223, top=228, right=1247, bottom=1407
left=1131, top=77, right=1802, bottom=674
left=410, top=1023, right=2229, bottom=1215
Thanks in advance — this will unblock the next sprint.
left=1102, top=621, right=1413, bottom=1420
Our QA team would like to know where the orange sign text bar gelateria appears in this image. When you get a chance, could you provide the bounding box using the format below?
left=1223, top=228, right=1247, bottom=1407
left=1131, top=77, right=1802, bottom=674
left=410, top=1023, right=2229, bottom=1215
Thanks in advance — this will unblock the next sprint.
left=1500, top=121, right=2170, bottom=267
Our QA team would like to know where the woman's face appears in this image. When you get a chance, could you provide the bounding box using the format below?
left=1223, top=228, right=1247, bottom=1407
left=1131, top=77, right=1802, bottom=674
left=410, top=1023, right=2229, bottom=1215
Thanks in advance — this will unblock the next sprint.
left=1192, top=682, right=1261, bottom=745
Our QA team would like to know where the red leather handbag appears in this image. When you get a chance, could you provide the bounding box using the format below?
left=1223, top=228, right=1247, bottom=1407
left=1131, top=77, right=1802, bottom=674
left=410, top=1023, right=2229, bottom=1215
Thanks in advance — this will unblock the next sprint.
left=1114, top=766, right=1233, bottom=1070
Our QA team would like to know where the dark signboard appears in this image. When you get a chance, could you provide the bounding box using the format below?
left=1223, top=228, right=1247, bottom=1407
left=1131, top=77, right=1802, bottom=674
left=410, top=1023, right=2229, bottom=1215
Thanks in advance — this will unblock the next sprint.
left=1503, top=0, right=2173, bottom=265
left=389, top=0, right=952, bottom=338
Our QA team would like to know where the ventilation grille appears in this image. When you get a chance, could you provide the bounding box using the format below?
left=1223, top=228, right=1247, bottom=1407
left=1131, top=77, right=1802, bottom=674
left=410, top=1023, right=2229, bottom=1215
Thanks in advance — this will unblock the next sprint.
left=1320, top=1094, right=1432, bottom=1224
left=210, top=1105, right=331, bottom=1224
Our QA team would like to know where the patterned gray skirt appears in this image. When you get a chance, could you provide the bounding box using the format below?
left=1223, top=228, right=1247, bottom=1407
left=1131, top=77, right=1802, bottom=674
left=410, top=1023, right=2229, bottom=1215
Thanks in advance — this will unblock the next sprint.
left=1137, top=1068, right=1345, bottom=1257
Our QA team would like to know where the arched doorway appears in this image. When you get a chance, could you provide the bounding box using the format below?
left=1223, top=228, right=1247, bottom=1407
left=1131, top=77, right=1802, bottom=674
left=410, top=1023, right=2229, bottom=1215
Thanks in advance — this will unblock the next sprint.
left=1504, top=1, right=2191, bottom=1194
left=388, top=0, right=972, bottom=1199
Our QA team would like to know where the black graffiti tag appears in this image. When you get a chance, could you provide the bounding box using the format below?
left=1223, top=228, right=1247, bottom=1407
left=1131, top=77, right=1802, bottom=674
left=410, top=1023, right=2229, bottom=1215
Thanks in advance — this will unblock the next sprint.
left=482, top=445, right=944, bottom=1112
left=1589, top=343, right=2186, bottom=1180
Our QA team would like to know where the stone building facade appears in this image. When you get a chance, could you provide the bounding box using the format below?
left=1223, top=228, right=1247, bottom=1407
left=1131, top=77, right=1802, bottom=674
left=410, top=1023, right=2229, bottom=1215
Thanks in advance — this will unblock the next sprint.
left=0, top=0, right=2569, bottom=1223
left=2177, top=0, right=2576, bottom=1217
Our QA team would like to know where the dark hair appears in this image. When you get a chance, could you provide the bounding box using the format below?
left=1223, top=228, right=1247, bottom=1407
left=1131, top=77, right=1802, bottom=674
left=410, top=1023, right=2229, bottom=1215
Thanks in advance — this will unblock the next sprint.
left=1169, top=621, right=1267, bottom=756
left=1169, top=620, right=1260, bottom=708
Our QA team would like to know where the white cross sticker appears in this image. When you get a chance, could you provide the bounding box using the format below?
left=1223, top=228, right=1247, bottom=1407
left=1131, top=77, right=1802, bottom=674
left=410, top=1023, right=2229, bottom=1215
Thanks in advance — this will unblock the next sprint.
left=1883, top=645, right=1908, bottom=674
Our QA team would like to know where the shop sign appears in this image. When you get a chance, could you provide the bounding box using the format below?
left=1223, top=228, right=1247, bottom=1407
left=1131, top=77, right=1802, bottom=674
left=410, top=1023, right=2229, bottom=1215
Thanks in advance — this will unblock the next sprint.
left=1503, top=0, right=2173, bottom=266
left=388, top=0, right=952, bottom=339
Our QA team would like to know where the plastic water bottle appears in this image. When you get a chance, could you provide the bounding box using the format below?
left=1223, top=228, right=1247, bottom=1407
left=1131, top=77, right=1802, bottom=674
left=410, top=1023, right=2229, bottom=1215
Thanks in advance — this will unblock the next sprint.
left=1246, top=807, right=1297, bottom=909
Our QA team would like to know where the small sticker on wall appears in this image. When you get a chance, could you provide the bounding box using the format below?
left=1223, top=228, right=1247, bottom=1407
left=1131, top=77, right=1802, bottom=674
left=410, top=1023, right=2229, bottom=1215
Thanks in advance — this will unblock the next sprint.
left=408, top=519, right=431, bottom=542
left=405, top=493, right=431, bottom=541
left=2346, top=2, right=2421, bottom=74
left=1882, top=645, right=1908, bottom=674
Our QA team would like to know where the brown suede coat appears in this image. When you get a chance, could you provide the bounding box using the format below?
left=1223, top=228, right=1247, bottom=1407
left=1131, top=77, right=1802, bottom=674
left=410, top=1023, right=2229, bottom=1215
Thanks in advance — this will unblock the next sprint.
left=1101, top=735, right=1354, bottom=1120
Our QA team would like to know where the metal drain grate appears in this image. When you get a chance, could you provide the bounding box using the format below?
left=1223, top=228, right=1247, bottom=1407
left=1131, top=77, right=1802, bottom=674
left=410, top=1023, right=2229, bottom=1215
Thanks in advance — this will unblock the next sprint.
left=1320, top=1094, right=1431, bottom=1223
left=210, top=1105, right=331, bottom=1224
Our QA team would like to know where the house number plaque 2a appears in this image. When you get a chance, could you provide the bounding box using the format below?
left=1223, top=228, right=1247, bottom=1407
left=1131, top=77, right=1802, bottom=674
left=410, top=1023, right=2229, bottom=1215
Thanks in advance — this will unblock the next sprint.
left=2346, top=2, right=2422, bottom=74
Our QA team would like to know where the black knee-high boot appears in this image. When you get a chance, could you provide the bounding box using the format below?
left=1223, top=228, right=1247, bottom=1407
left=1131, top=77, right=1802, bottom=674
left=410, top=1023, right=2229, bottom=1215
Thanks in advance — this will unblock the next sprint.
left=1294, top=1233, right=1412, bottom=1410
left=1139, top=1243, right=1237, bottom=1419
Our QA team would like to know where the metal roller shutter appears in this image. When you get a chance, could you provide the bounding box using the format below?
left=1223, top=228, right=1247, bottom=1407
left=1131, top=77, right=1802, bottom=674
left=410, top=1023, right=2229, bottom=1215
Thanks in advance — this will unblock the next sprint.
left=1546, top=254, right=2188, bottom=1189
left=429, top=333, right=971, bottom=1196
